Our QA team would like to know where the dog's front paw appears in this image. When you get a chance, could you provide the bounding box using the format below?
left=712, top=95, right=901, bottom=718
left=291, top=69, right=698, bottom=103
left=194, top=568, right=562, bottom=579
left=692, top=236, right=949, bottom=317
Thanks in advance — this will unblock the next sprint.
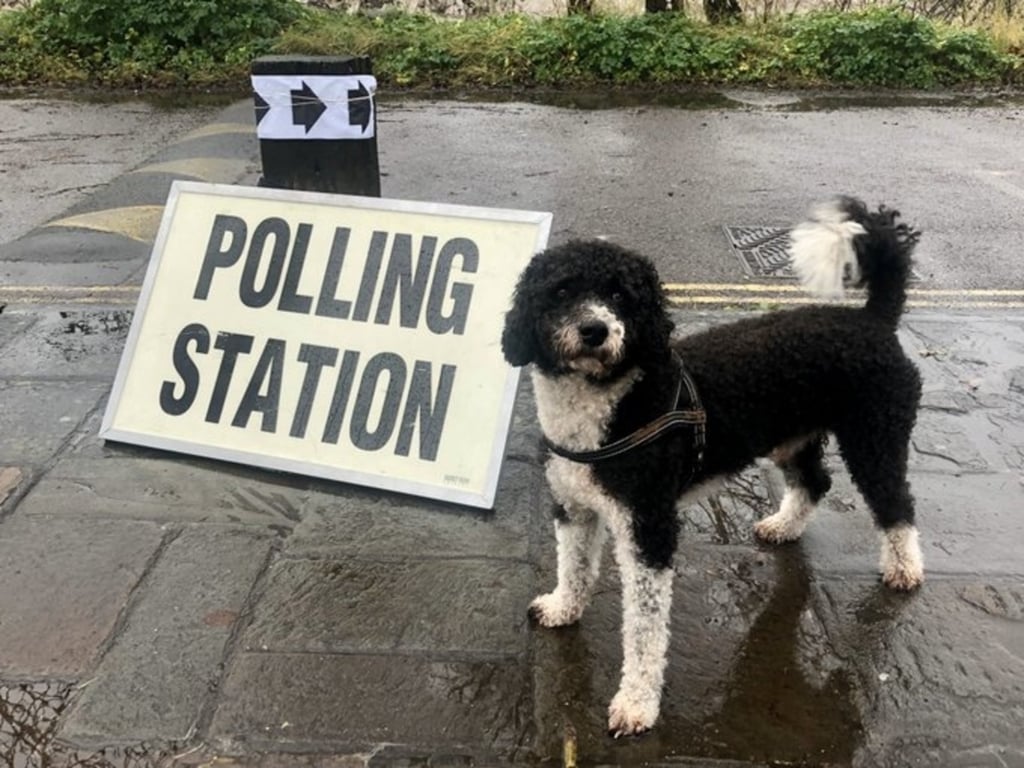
left=528, top=592, right=582, bottom=627
left=753, top=512, right=805, bottom=544
left=607, top=689, right=659, bottom=738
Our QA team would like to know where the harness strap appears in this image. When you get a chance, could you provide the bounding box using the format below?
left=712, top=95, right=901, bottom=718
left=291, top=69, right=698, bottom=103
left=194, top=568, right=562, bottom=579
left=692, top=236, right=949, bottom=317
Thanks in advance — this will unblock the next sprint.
left=543, top=352, right=707, bottom=468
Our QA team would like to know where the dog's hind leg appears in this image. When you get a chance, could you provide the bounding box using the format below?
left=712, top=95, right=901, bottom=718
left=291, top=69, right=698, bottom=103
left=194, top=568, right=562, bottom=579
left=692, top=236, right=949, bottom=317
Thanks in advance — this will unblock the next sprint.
left=529, top=504, right=607, bottom=627
left=834, top=387, right=923, bottom=590
left=755, top=435, right=831, bottom=543
left=605, top=503, right=676, bottom=737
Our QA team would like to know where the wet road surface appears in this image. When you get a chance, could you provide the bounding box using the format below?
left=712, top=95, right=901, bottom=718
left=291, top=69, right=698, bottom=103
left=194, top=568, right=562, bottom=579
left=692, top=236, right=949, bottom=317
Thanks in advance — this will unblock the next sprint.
left=1, top=91, right=1023, bottom=767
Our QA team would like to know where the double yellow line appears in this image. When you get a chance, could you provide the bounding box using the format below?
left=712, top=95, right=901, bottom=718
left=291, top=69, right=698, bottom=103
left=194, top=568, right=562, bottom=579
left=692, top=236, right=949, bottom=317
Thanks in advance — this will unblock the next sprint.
left=665, top=283, right=1024, bottom=310
left=2, top=282, right=1023, bottom=309
left=0, top=285, right=141, bottom=306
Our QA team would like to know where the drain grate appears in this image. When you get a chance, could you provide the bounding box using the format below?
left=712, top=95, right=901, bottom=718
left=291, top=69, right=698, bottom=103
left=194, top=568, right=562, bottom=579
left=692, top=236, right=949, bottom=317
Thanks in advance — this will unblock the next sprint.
left=723, top=225, right=796, bottom=279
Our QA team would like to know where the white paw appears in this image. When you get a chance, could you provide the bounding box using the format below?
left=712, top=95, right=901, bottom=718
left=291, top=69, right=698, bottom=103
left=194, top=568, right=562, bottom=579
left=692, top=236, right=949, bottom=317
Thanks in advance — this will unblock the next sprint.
left=607, top=688, right=659, bottom=738
left=754, top=512, right=805, bottom=544
left=528, top=592, right=582, bottom=627
left=882, top=563, right=924, bottom=591
left=880, top=525, right=924, bottom=591
left=754, top=487, right=812, bottom=544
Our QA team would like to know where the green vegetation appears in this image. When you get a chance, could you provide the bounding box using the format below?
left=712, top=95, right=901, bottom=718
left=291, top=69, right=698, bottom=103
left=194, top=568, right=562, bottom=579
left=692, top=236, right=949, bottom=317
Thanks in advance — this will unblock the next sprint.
left=0, top=0, right=1019, bottom=90
left=0, top=0, right=302, bottom=86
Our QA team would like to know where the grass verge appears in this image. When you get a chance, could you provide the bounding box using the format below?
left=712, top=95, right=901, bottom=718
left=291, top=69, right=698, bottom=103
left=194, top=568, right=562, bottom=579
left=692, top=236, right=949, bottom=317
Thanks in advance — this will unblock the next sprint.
left=0, top=3, right=1021, bottom=90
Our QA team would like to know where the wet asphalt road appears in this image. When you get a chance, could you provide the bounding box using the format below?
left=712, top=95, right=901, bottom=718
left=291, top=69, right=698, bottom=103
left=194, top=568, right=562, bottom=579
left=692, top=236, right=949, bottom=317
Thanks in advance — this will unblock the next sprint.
left=0, top=96, right=225, bottom=244
left=1, top=90, right=1023, bottom=767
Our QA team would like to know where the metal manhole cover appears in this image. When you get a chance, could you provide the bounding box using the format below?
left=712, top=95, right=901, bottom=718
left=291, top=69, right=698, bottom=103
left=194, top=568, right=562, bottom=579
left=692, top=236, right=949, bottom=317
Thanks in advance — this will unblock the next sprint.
left=723, top=225, right=795, bottom=279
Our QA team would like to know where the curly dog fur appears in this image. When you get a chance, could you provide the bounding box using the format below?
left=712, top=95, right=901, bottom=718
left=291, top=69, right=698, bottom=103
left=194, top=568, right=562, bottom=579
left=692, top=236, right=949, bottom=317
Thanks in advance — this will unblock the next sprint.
left=501, top=196, right=923, bottom=736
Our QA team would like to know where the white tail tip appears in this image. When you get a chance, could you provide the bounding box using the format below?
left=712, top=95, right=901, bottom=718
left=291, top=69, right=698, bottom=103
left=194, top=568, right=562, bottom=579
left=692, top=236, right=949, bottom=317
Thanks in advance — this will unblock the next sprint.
left=789, top=201, right=866, bottom=299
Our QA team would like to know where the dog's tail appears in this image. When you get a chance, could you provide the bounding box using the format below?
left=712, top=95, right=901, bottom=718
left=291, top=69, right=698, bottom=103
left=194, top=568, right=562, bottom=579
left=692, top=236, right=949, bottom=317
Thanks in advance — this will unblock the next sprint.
left=789, top=196, right=920, bottom=326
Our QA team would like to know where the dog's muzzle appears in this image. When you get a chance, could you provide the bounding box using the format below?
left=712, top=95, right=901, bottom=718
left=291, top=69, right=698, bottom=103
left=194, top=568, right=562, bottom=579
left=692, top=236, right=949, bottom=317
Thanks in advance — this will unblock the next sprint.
left=552, top=303, right=625, bottom=376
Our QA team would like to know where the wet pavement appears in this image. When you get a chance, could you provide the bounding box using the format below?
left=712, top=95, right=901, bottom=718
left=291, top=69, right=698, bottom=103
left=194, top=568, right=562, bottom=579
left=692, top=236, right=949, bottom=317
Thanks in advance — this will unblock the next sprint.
left=1, top=93, right=1024, bottom=767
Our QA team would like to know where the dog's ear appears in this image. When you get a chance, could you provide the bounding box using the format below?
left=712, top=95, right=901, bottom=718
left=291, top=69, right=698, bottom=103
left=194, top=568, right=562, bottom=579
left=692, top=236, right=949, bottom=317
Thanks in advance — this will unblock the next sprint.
left=501, top=284, right=537, bottom=367
left=618, top=253, right=674, bottom=356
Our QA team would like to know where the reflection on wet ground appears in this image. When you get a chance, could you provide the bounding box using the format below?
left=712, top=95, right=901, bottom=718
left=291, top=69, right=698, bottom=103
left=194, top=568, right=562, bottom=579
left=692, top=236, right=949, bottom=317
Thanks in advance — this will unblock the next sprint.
left=528, top=470, right=920, bottom=766
left=683, top=467, right=773, bottom=544
left=0, top=309, right=131, bottom=375
left=59, top=311, right=132, bottom=337
left=0, top=681, right=169, bottom=768
left=697, top=548, right=863, bottom=766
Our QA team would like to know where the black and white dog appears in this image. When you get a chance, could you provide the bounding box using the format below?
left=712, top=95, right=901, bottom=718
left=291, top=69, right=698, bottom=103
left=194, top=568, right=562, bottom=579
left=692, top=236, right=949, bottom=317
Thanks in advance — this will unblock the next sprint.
left=501, top=197, right=923, bottom=736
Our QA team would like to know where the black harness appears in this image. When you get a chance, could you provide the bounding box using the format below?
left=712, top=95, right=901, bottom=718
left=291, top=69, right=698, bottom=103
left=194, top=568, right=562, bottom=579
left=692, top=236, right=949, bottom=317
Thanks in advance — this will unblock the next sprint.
left=543, top=352, right=707, bottom=473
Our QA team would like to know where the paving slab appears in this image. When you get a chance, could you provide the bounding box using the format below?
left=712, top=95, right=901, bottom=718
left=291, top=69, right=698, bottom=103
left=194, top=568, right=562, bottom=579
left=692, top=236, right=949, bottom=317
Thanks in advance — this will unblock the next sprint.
left=801, top=470, right=1024, bottom=578
left=0, top=379, right=108, bottom=465
left=59, top=527, right=271, bottom=746
left=243, top=557, right=532, bottom=656
left=816, top=578, right=1024, bottom=767
left=18, top=454, right=309, bottom=531
left=209, top=653, right=532, bottom=760
left=504, top=375, right=544, bottom=465
left=903, top=316, right=1024, bottom=396
left=910, top=409, right=996, bottom=473
left=0, top=516, right=165, bottom=679
left=287, top=459, right=542, bottom=560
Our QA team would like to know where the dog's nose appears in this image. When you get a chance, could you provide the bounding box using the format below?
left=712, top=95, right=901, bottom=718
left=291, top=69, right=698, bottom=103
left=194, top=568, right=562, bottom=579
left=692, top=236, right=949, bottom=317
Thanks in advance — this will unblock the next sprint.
left=579, top=320, right=609, bottom=347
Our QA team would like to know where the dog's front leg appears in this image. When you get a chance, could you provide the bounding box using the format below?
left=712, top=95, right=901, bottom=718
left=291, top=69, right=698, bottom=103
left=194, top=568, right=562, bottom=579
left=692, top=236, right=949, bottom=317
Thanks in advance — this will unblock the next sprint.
left=606, top=512, right=674, bottom=737
left=530, top=505, right=607, bottom=627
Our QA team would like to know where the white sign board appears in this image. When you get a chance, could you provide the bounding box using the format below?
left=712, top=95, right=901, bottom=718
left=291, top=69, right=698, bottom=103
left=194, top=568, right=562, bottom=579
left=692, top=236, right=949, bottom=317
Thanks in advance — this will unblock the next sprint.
left=101, top=181, right=551, bottom=508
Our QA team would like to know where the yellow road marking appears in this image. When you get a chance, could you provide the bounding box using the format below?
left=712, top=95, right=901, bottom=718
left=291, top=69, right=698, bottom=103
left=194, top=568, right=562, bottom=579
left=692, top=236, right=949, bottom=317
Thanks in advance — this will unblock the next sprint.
left=0, top=285, right=139, bottom=304
left=127, top=157, right=250, bottom=183
left=1, top=296, right=139, bottom=305
left=663, top=282, right=1024, bottom=297
left=668, top=295, right=1024, bottom=309
left=175, top=121, right=253, bottom=141
left=2, top=285, right=138, bottom=294
left=3, top=283, right=1023, bottom=310
left=45, top=205, right=165, bottom=243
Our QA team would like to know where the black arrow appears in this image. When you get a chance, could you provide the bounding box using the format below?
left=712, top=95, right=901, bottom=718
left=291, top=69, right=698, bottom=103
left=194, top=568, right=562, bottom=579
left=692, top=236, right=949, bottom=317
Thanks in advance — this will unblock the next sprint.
left=348, top=81, right=372, bottom=134
left=290, top=81, right=326, bottom=133
left=253, top=91, right=269, bottom=125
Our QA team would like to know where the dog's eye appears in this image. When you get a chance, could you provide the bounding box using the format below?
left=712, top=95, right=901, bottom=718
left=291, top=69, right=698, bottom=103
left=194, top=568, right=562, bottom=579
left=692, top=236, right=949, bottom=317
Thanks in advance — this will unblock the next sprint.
left=556, top=288, right=569, bottom=299
left=612, top=291, right=623, bottom=302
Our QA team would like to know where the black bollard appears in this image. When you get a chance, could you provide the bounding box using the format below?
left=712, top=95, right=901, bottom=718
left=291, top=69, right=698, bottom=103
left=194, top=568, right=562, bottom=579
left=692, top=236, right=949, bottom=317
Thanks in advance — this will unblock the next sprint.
left=251, top=55, right=381, bottom=196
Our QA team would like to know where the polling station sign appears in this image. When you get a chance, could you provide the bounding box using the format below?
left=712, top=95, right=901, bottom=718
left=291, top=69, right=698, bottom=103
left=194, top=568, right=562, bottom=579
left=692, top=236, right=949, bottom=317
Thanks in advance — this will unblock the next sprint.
left=101, top=181, right=552, bottom=508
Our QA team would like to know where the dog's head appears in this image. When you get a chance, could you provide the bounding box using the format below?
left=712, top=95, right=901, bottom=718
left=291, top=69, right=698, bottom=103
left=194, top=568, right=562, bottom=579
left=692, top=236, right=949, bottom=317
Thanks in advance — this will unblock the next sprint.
left=501, top=240, right=673, bottom=379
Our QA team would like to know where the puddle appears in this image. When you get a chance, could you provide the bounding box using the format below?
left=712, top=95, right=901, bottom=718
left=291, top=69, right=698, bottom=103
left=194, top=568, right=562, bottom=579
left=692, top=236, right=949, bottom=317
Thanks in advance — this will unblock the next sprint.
left=59, top=310, right=133, bottom=337
left=695, top=549, right=863, bottom=765
left=30, top=309, right=133, bottom=367
left=531, top=544, right=865, bottom=765
left=680, top=468, right=776, bottom=544
left=0, top=680, right=172, bottom=768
